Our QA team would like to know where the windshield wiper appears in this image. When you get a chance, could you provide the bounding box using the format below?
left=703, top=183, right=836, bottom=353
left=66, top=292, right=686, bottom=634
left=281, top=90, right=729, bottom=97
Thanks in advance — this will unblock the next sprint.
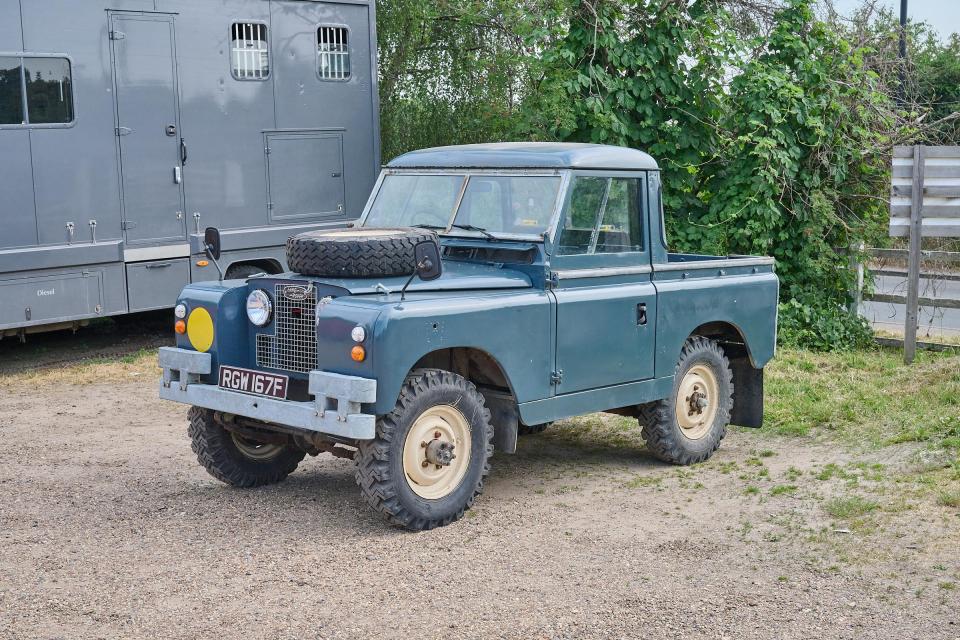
left=411, top=223, right=446, bottom=230
left=450, top=223, right=496, bottom=239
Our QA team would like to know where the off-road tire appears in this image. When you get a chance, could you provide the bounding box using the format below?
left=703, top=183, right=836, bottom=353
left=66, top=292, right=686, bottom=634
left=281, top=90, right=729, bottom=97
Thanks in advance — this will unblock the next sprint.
left=638, top=336, right=733, bottom=465
left=355, top=369, right=494, bottom=530
left=518, top=421, right=552, bottom=436
left=187, top=407, right=305, bottom=487
left=286, top=228, right=439, bottom=278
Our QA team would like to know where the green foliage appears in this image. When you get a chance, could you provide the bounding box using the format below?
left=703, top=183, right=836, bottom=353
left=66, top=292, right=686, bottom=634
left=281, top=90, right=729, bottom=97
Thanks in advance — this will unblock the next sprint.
left=521, top=0, right=897, bottom=349
left=376, top=0, right=930, bottom=351
left=777, top=299, right=874, bottom=351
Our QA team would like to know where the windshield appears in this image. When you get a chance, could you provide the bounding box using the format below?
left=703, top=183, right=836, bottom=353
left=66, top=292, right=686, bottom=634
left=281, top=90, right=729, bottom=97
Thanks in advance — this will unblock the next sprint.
left=362, top=173, right=562, bottom=238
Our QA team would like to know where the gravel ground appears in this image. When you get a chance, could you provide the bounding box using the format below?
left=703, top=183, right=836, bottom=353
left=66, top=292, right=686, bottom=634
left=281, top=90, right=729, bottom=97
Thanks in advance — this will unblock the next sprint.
left=1, top=376, right=958, bottom=639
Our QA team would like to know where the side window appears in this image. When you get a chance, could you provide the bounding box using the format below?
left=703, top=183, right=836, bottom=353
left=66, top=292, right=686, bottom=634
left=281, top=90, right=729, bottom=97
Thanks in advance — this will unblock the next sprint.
left=317, top=26, right=350, bottom=80
left=231, top=23, right=270, bottom=80
left=558, top=176, right=643, bottom=255
left=557, top=176, right=606, bottom=255
left=595, top=178, right=641, bottom=253
left=0, top=57, right=24, bottom=125
left=24, top=57, right=74, bottom=124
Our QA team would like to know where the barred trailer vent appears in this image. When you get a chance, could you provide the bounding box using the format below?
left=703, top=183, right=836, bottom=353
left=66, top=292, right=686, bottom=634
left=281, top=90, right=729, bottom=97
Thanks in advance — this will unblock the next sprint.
left=256, top=284, right=317, bottom=373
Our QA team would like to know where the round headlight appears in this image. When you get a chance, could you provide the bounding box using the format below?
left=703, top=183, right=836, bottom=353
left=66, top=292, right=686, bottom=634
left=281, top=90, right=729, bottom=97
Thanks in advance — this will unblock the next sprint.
left=351, top=326, right=366, bottom=343
left=174, top=303, right=187, bottom=319
left=246, top=289, right=272, bottom=326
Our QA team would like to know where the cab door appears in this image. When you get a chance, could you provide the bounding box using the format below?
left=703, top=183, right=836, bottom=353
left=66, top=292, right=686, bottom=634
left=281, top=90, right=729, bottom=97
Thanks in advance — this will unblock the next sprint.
left=549, top=173, right=656, bottom=395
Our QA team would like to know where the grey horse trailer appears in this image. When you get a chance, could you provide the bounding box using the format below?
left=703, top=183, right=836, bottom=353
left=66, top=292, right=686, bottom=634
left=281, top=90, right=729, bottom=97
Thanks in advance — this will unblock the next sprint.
left=0, top=0, right=380, bottom=338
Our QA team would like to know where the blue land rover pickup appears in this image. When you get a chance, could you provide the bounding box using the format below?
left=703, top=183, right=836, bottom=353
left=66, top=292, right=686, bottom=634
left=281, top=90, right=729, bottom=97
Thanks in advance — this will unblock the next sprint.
left=159, top=143, right=778, bottom=530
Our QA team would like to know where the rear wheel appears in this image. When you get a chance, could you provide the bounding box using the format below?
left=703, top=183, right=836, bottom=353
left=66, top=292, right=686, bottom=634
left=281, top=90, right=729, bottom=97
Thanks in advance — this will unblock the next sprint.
left=355, top=369, right=494, bottom=530
left=187, top=407, right=305, bottom=487
left=638, top=336, right=733, bottom=465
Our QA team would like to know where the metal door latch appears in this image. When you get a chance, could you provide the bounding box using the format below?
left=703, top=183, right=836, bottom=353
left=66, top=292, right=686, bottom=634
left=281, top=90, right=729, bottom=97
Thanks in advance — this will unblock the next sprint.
left=88, top=220, right=97, bottom=244
left=550, top=370, right=563, bottom=385
left=66, top=221, right=75, bottom=244
left=193, top=212, right=201, bottom=234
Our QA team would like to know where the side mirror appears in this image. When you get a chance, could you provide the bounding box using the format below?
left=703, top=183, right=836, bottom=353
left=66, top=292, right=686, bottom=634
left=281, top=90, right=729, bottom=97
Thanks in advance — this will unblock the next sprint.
left=414, top=241, right=442, bottom=282
left=204, top=227, right=222, bottom=261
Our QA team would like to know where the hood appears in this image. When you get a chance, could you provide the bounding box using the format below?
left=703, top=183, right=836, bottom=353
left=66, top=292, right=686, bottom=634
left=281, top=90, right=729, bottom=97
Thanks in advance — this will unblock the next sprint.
left=289, top=260, right=534, bottom=295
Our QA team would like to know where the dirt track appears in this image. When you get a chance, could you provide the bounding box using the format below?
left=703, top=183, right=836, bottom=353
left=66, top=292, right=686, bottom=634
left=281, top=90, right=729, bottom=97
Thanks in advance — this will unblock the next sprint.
left=1, top=374, right=958, bottom=639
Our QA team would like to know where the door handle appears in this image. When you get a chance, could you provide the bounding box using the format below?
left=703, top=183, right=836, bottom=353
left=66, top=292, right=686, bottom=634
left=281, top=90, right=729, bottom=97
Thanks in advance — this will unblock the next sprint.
left=180, top=137, right=188, bottom=165
left=145, top=262, right=173, bottom=269
left=174, top=166, right=182, bottom=184
left=637, top=303, right=648, bottom=326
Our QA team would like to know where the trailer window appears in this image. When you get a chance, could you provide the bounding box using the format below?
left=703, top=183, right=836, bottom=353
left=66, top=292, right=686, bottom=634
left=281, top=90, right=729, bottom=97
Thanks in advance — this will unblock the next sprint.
left=231, top=23, right=270, bottom=80
left=317, top=26, right=350, bottom=80
left=0, top=57, right=24, bottom=125
left=24, top=57, right=74, bottom=124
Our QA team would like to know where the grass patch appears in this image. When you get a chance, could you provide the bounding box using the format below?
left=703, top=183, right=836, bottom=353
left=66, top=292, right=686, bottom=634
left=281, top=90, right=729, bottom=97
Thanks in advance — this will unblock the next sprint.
left=0, top=348, right=158, bottom=389
left=936, top=490, right=960, bottom=508
left=766, top=348, right=960, bottom=454
left=770, top=484, right=798, bottom=496
left=824, top=496, right=880, bottom=519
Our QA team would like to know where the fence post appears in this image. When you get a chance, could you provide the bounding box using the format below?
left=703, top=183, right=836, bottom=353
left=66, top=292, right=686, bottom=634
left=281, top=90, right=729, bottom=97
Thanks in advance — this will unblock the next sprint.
left=904, top=145, right=925, bottom=364
left=849, top=241, right=865, bottom=317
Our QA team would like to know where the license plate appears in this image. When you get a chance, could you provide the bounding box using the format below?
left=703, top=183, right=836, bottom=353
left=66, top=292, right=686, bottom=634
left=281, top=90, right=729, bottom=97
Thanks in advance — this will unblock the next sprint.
left=218, top=366, right=288, bottom=399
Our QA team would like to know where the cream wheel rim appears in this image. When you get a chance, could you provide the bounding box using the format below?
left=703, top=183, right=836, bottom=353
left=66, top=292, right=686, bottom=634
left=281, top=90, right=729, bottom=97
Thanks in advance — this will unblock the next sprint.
left=402, top=405, right=472, bottom=500
left=231, top=434, right=285, bottom=460
left=675, top=364, right=720, bottom=440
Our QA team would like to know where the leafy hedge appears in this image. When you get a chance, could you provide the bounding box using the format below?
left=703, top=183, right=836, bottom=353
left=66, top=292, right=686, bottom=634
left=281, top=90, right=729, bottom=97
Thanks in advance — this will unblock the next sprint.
left=377, top=0, right=918, bottom=350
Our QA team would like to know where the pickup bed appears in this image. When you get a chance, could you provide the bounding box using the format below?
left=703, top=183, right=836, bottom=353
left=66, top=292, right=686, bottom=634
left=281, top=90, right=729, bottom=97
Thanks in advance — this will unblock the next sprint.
left=159, top=142, right=779, bottom=530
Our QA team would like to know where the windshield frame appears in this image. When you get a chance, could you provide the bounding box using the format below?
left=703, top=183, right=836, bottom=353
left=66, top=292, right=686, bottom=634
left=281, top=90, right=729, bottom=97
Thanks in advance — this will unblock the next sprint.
left=358, top=168, right=571, bottom=242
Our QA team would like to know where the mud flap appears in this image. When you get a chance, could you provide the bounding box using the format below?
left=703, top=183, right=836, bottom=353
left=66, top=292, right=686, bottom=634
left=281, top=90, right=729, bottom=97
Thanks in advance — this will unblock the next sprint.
left=479, top=388, right=518, bottom=454
left=730, top=359, right=764, bottom=428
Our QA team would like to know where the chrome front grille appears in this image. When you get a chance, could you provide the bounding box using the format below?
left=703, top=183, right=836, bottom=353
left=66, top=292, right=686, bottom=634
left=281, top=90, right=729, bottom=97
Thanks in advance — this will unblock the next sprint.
left=256, top=283, right=317, bottom=374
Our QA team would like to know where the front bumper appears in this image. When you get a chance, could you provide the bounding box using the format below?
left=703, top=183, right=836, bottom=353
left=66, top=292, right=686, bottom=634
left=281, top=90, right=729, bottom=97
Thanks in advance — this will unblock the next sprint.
left=158, top=347, right=377, bottom=440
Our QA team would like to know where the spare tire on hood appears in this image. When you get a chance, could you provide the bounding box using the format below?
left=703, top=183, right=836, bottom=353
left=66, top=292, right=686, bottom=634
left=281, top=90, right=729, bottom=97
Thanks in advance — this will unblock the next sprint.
left=285, top=227, right=440, bottom=278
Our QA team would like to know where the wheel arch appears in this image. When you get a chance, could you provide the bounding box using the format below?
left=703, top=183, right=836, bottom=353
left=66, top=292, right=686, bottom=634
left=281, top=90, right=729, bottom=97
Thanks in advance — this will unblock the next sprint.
left=687, top=321, right=765, bottom=429
left=406, top=345, right=521, bottom=454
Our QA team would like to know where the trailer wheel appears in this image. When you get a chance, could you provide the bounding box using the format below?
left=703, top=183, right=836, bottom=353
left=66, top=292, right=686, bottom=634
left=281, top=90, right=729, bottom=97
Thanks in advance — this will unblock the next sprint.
left=225, top=263, right=268, bottom=280
left=187, top=407, right=305, bottom=487
left=638, top=336, right=733, bottom=465
left=355, top=369, right=494, bottom=530
left=286, top=228, right=439, bottom=278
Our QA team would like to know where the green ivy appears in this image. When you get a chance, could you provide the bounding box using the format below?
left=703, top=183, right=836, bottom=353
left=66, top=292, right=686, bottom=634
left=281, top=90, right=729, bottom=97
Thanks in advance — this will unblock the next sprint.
left=519, top=0, right=898, bottom=349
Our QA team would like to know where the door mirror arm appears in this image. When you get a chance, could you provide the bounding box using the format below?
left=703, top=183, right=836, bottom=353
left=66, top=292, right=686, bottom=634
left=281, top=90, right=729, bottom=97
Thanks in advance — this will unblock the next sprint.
left=399, top=241, right=443, bottom=301
left=203, top=227, right=224, bottom=281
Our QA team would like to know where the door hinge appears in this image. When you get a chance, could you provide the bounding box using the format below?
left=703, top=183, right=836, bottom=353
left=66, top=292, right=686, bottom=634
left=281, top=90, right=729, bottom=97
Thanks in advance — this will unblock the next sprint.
left=264, top=146, right=271, bottom=155
left=121, top=220, right=137, bottom=230
left=267, top=202, right=274, bottom=210
left=550, top=370, right=563, bottom=385
left=115, top=127, right=132, bottom=136
left=546, top=271, right=559, bottom=290
left=110, top=30, right=125, bottom=41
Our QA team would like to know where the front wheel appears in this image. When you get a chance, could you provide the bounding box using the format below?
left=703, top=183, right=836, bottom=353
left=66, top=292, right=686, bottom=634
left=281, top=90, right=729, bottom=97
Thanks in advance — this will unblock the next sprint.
left=638, top=336, right=733, bottom=465
left=187, top=407, right=305, bottom=487
left=355, top=369, right=494, bottom=530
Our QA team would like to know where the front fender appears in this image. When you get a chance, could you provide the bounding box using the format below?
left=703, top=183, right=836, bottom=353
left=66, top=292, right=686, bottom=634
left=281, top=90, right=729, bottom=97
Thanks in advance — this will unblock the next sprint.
left=368, top=290, right=553, bottom=415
